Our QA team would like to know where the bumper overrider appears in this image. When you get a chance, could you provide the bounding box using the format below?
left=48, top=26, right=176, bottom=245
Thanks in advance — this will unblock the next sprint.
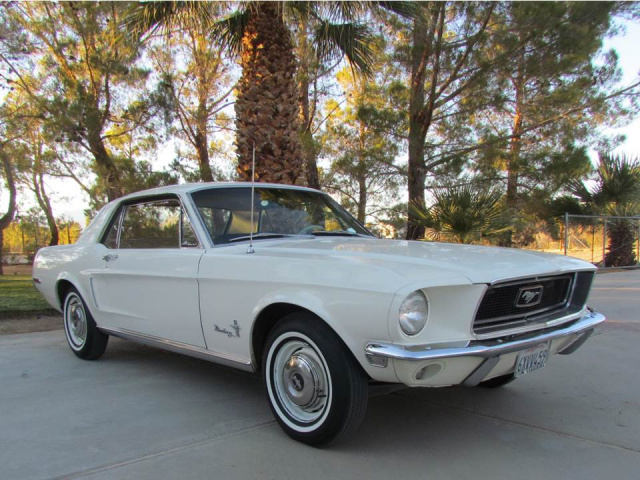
left=365, top=310, right=605, bottom=387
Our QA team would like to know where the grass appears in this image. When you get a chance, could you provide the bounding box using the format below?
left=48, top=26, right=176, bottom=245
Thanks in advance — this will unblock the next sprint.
left=0, top=275, right=59, bottom=318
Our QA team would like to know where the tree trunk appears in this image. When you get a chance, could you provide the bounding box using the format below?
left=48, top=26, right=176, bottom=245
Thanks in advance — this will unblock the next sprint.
left=503, top=54, right=526, bottom=247
left=0, top=228, right=4, bottom=275
left=357, top=174, right=367, bottom=224
left=194, top=126, right=214, bottom=182
left=406, top=15, right=429, bottom=240
left=195, top=48, right=214, bottom=183
left=87, top=131, right=122, bottom=201
left=605, top=219, right=636, bottom=267
left=0, top=148, right=17, bottom=275
left=299, top=72, right=320, bottom=190
left=297, top=21, right=320, bottom=190
left=235, top=2, right=303, bottom=185
left=33, top=171, right=59, bottom=246
left=506, top=65, right=525, bottom=211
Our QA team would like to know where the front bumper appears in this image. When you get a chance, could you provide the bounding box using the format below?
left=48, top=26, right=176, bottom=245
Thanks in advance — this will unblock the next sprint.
left=365, top=310, right=605, bottom=387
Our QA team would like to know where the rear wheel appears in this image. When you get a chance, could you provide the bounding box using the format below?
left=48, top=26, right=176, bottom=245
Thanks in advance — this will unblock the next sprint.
left=63, top=288, right=108, bottom=360
left=262, top=313, right=368, bottom=446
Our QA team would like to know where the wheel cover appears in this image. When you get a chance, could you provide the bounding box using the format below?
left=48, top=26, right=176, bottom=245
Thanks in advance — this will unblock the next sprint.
left=268, top=334, right=332, bottom=429
left=65, top=294, right=87, bottom=349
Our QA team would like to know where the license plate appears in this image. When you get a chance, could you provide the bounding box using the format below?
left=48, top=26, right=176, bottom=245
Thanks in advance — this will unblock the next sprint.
left=514, top=342, right=550, bottom=378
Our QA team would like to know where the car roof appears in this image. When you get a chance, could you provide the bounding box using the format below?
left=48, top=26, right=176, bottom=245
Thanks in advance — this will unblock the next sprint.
left=117, top=181, right=323, bottom=202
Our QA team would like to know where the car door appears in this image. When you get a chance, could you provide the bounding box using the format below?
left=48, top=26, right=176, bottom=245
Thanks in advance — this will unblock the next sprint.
left=96, top=196, right=206, bottom=347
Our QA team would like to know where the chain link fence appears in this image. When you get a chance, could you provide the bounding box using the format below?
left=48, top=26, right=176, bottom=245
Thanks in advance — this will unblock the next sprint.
left=558, top=214, right=640, bottom=268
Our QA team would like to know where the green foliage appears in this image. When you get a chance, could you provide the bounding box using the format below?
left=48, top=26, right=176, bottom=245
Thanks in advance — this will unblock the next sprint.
left=412, top=183, right=511, bottom=244
left=474, top=2, right=636, bottom=203
left=322, top=59, right=404, bottom=222
left=571, top=152, right=640, bottom=266
left=572, top=152, right=640, bottom=213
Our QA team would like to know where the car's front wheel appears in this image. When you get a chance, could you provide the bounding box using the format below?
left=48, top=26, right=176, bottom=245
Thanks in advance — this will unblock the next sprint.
left=263, top=313, right=368, bottom=446
left=63, top=287, right=108, bottom=360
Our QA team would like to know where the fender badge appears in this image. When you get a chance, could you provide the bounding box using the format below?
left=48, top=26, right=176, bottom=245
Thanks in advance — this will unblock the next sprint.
left=214, top=320, right=241, bottom=338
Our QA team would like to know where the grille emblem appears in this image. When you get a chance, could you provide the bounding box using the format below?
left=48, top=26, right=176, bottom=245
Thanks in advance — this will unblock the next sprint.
left=515, top=286, right=543, bottom=307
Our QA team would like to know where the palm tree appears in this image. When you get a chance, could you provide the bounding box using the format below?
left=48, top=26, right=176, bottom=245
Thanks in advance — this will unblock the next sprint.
left=411, top=183, right=511, bottom=244
left=571, top=152, right=640, bottom=266
left=126, top=2, right=416, bottom=185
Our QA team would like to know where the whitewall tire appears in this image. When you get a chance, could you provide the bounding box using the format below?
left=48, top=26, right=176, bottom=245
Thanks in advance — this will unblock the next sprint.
left=63, top=287, right=108, bottom=360
left=262, top=313, right=368, bottom=446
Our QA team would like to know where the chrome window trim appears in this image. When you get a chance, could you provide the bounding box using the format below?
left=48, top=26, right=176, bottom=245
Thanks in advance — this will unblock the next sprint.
left=98, top=326, right=254, bottom=372
left=107, top=196, right=205, bottom=250
left=182, top=192, right=213, bottom=248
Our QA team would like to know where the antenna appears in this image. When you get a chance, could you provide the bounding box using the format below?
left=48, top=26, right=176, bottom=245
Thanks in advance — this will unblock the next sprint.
left=247, top=144, right=256, bottom=254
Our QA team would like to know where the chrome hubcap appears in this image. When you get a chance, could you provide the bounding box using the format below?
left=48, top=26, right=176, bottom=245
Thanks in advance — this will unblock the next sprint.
left=273, top=340, right=329, bottom=424
left=66, top=296, right=87, bottom=347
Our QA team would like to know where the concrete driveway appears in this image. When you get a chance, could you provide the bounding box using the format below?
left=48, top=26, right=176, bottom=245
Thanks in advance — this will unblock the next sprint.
left=1, top=271, right=639, bottom=480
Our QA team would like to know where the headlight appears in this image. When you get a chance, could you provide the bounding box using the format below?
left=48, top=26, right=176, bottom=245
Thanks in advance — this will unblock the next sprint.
left=399, top=290, right=429, bottom=335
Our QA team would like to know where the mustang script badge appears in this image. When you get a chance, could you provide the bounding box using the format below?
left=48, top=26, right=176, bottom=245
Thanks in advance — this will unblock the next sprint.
left=515, top=286, right=544, bottom=308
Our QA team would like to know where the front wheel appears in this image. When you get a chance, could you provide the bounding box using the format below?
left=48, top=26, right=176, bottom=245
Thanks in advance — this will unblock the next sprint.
left=263, top=313, right=368, bottom=446
left=63, top=287, right=109, bottom=360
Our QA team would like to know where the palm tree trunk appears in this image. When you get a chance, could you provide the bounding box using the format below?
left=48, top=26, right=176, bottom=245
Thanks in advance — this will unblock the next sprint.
left=235, top=2, right=303, bottom=185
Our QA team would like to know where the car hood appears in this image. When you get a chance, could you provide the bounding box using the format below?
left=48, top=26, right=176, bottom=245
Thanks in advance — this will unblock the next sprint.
left=256, top=237, right=595, bottom=285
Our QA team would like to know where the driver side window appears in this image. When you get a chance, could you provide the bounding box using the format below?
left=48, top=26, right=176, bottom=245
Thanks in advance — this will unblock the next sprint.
left=102, top=199, right=199, bottom=249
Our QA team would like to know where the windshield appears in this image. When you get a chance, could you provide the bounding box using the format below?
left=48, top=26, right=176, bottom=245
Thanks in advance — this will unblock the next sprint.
left=190, top=186, right=372, bottom=245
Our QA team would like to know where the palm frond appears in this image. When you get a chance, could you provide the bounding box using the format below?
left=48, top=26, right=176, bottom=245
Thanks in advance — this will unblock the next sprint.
left=371, top=1, right=424, bottom=20
left=313, top=21, right=376, bottom=76
left=316, top=2, right=370, bottom=22
left=210, top=10, right=249, bottom=56
left=123, top=1, right=217, bottom=42
left=411, top=184, right=510, bottom=243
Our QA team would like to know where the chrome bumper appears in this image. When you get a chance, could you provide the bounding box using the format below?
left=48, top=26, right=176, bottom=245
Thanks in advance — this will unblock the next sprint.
left=365, top=310, right=605, bottom=386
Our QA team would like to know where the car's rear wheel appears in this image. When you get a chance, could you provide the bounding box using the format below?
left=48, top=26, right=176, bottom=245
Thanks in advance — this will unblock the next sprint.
left=479, top=373, right=516, bottom=388
left=63, top=287, right=108, bottom=360
left=262, top=313, right=368, bottom=446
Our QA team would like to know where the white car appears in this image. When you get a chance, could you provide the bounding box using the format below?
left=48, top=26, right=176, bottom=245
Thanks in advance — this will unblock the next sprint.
left=33, top=182, right=605, bottom=446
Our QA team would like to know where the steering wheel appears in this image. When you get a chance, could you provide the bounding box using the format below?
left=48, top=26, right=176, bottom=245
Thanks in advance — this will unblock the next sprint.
left=297, top=224, right=323, bottom=235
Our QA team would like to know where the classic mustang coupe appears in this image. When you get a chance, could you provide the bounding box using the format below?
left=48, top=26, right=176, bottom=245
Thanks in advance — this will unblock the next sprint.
left=33, top=182, right=605, bottom=446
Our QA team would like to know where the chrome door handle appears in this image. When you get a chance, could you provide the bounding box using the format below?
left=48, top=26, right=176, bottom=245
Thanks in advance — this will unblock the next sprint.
left=102, top=254, right=119, bottom=262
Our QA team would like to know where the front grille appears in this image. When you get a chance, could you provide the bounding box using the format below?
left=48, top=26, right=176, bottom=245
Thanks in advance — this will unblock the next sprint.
left=473, top=273, right=592, bottom=336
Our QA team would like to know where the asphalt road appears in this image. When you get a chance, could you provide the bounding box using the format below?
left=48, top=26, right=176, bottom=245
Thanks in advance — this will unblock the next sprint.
left=1, top=271, right=639, bottom=480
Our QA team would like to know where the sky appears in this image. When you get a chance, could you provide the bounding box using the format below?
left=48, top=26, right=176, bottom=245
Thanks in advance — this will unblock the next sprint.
left=2, top=17, right=640, bottom=226
left=603, top=19, right=640, bottom=156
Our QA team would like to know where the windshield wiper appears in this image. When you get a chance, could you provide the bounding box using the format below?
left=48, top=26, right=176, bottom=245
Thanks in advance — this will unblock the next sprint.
left=310, top=230, right=369, bottom=237
left=228, top=233, right=307, bottom=243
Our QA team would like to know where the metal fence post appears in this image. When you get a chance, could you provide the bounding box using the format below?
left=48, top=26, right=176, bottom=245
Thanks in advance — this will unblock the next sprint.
left=603, top=216, right=607, bottom=268
left=564, top=212, right=569, bottom=256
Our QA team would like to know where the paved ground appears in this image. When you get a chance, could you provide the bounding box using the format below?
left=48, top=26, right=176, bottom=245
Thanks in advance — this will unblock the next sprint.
left=1, top=271, right=639, bottom=480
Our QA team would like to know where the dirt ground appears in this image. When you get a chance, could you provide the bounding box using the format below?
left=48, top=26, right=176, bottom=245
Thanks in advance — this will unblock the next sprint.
left=0, top=315, right=63, bottom=335
left=1, top=264, right=33, bottom=275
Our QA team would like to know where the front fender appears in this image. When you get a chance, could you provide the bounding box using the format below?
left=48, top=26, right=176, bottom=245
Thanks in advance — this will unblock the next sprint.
left=251, top=286, right=398, bottom=382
